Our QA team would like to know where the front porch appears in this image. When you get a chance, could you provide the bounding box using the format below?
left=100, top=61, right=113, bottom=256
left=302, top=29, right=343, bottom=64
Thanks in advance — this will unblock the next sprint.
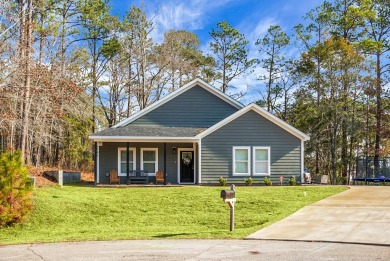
left=94, top=141, right=200, bottom=185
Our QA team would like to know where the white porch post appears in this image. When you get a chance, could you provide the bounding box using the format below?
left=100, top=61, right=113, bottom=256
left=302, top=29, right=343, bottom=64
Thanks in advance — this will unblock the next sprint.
left=301, top=140, right=305, bottom=184
left=198, top=140, right=202, bottom=184
left=96, top=142, right=102, bottom=184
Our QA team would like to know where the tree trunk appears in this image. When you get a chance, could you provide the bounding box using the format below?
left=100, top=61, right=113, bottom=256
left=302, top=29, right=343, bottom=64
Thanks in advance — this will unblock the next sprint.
left=267, top=50, right=274, bottom=112
left=374, top=52, right=382, bottom=176
left=341, top=63, right=348, bottom=184
left=92, top=39, right=97, bottom=133
left=222, top=54, right=227, bottom=93
left=331, top=124, right=338, bottom=185
left=21, top=0, right=33, bottom=164
left=127, top=52, right=132, bottom=118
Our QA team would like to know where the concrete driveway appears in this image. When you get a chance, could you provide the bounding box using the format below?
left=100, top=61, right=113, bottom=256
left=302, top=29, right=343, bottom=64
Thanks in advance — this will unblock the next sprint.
left=247, top=186, right=390, bottom=245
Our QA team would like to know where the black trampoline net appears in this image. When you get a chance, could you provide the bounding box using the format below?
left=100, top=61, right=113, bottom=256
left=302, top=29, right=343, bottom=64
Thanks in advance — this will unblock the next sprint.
left=355, top=157, right=390, bottom=179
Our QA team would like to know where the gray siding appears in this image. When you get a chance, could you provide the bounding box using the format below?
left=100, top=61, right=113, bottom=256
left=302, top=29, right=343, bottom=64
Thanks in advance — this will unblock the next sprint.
left=201, top=110, right=302, bottom=185
left=98, top=142, right=194, bottom=184
left=131, top=85, right=239, bottom=127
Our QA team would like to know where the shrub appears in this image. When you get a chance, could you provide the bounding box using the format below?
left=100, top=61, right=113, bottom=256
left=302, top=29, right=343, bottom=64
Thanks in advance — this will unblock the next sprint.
left=264, top=177, right=272, bottom=186
left=0, top=151, right=32, bottom=227
left=244, top=177, right=253, bottom=186
left=218, top=176, right=227, bottom=186
left=289, top=176, right=297, bottom=186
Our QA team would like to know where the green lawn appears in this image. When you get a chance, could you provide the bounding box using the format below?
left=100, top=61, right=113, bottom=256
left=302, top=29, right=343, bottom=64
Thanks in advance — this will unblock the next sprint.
left=0, top=185, right=346, bottom=245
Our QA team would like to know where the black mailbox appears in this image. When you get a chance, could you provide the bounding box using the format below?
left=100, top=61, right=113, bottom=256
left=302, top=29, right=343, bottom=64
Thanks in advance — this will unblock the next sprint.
left=221, top=190, right=235, bottom=199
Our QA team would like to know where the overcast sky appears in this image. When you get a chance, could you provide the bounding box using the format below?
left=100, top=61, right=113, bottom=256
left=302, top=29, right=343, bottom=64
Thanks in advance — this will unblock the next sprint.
left=110, top=0, right=325, bottom=104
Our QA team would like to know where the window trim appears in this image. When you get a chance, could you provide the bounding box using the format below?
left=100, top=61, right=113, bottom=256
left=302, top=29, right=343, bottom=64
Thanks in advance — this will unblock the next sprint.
left=141, top=148, right=158, bottom=176
left=117, top=147, right=136, bottom=177
left=252, top=146, right=271, bottom=176
left=232, top=146, right=251, bottom=176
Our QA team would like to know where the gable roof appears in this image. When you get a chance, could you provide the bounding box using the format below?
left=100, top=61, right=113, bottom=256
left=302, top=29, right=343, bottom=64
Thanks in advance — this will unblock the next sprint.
left=196, top=103, right=310, bottom=141
left=112, top=78, right=244, bottom=128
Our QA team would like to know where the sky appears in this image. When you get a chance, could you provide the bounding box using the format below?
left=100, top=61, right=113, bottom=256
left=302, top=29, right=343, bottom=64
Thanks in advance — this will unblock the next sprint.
left=110, top=0, right=325, bottom=104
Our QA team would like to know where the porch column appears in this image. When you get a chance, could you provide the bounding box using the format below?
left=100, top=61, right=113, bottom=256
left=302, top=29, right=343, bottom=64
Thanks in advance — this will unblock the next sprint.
left=126, top=142, right=129, bottom=184
left=94, top=142, right=97, bottom=186
left=198, top=140, right=202, bottom=184
left=164, top=142, right=167, bottom=185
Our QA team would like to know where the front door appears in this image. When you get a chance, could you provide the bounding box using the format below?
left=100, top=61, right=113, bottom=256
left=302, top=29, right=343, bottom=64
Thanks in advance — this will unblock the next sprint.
left=180, top=151, right=194, bottom=183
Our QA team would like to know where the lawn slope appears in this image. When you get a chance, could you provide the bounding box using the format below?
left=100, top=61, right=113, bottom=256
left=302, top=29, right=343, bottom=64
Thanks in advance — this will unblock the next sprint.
left=0, top=186, right=346, bottom=245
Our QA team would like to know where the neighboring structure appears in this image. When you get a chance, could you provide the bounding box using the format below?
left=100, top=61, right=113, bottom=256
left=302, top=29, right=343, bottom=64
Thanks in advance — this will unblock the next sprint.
left=89, top=79, right=309, bottom=185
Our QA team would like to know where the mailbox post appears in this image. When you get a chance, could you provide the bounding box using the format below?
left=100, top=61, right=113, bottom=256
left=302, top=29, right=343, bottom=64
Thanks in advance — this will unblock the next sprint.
left=220, top=184, right=236, bottom=231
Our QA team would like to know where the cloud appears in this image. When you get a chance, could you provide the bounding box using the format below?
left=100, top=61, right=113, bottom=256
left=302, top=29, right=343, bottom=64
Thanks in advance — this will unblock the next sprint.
left=145, top=0, right=233, bottom=43
left=239, top=16, right=279, bottom=57
left=228, top=65, right=269, bottom=105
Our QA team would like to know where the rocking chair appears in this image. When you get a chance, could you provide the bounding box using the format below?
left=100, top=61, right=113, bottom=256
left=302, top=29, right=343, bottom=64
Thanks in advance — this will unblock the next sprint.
left=109, top=169, right=120, bottom=185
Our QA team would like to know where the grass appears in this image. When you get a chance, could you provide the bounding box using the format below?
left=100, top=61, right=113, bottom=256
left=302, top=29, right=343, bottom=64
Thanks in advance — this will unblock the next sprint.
left=0, top=185, right=347, bottom=245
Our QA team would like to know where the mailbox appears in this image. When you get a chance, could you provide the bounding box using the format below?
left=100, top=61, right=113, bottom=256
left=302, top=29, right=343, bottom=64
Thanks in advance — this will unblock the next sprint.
left=221, top=190, right=235, bottom=199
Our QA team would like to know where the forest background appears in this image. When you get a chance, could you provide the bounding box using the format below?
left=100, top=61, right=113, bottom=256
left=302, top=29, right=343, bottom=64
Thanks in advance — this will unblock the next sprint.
left=0, top=0, right=388, bottom=185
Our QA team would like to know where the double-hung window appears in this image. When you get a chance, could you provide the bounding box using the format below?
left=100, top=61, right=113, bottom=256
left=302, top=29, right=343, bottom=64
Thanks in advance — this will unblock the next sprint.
left=118, top=148, right=136, bottom=176
left=233, top=146, right=250, bottom=176
left=253, top=147, right=271, bottom=175
left=141, top=148, right=158, bottom=176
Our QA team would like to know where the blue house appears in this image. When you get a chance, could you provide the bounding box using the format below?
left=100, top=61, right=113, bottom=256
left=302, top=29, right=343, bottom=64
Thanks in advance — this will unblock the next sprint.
left=89, top=79, right=309, bottom=185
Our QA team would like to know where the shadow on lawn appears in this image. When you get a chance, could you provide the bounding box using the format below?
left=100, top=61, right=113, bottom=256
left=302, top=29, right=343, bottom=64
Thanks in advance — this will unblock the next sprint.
left=153, top=233, right=194, bottom=238
left=63, top=181, right=95, bottom=187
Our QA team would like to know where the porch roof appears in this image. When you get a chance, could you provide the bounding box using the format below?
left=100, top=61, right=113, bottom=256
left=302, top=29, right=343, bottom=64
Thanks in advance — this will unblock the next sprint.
left=89, top=125, right=206, bottom=142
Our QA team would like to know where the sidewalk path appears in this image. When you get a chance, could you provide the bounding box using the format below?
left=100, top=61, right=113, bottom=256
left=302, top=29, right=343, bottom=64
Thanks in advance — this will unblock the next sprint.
left=246, top=186, right=390, bottom=245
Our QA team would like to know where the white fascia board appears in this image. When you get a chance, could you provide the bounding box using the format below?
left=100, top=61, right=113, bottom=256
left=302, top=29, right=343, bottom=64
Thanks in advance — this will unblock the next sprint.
left=111, top=78, right=243, bottom=128
left=197, top=104, right=310, bottom=141
left=89, top=136, right=200, bottom=143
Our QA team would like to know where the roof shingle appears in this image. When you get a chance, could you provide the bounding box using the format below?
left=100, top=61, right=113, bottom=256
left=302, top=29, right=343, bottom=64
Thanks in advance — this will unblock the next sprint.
left=90, top=125, right=206, bottom=138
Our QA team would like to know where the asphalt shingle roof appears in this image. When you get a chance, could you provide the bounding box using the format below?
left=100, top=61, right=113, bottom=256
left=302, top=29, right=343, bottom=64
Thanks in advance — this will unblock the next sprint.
left=90, top=125, right=206, bottom=138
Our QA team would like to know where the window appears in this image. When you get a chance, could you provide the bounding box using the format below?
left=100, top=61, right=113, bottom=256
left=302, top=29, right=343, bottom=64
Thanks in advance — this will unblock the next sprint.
left=118, top=148, right=136, bottom=176
left=253, top=147, right=270, bottom=175
left=233, top=147, right=250, bottom=176
left=141, top=148, right=158, bottom=176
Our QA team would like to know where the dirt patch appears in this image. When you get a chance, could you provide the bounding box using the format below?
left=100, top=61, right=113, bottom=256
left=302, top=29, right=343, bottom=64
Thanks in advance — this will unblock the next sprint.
left=28, top=166, right=95, bottom=187
left=81, top=171, right=94, bottom=182
left=28, top=166, right=57, bottom=187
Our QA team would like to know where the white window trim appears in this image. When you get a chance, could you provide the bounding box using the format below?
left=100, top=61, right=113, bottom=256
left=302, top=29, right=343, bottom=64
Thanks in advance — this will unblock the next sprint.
left=141, top=148, right=158, bottom=176
left=253, top=146, right=271, bottom=176
left=233, top=146, right=251, bottom=176
left=118, top=147, right=136, bottom=177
